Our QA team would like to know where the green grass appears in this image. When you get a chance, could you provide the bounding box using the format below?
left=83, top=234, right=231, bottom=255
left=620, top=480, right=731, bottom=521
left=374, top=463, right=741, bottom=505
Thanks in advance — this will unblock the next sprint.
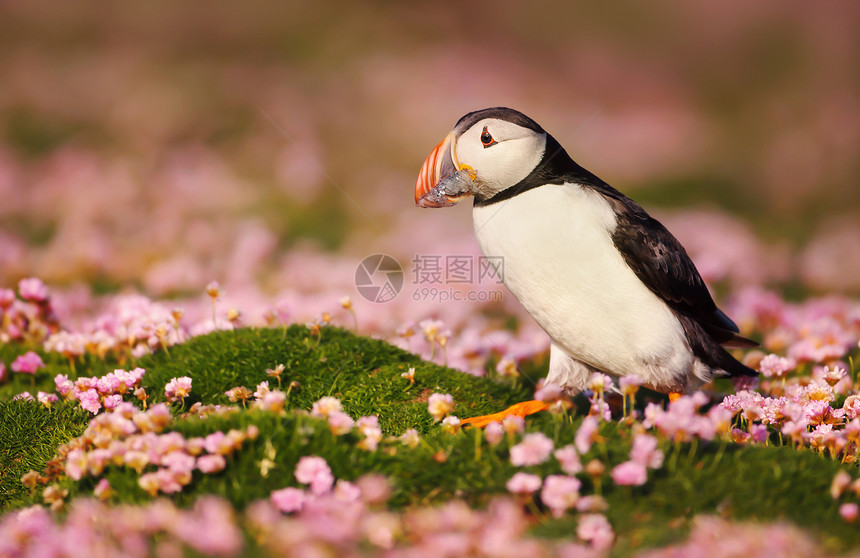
left=1, top=326, right=858, bottom=555
left=0, top=400, right=88, bottom=507
left=131, top=326, right=533, bottom=434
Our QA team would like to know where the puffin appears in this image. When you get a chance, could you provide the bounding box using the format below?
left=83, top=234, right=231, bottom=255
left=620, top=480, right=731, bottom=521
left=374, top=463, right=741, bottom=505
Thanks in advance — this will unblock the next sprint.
left=414, top=107, right=757, bottom=427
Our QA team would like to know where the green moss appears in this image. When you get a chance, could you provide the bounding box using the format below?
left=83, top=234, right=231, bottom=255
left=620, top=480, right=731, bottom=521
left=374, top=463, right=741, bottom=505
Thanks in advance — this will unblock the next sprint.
left=1, top=327, right=859, bottom=555
left=132, top=326, right=532, bottom=435
left=0, top=401, right=88, bottom=510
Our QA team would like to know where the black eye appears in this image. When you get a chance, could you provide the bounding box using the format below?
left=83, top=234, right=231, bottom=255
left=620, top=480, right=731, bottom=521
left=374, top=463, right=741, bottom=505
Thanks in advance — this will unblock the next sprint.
left=480, top=126, right=497, bottom=148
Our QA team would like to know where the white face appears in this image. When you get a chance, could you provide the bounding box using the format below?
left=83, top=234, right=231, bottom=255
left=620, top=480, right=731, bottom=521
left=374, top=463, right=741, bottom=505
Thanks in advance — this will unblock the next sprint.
left=454, top=118, right=547, bottom=200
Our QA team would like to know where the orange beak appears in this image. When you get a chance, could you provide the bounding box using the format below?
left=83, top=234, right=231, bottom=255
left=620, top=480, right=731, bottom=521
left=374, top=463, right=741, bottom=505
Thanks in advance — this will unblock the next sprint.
left=415, top=132, right=471, bottom=208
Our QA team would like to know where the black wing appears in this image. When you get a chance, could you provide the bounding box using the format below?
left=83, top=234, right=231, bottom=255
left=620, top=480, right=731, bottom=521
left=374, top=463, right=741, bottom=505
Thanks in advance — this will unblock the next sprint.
left=582, top=178, right=757, bottom=349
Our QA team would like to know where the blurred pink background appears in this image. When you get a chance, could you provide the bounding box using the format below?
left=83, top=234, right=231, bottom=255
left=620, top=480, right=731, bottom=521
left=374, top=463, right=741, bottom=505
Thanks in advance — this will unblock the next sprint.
left=1, top=0, right=859, bottom=303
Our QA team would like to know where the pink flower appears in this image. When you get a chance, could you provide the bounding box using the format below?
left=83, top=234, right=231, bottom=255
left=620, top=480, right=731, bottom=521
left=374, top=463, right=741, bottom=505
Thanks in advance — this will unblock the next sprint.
left=357, top=416, right=384, bottom=450
left=0, top=362, right=6, bottom=383
left=749, top=424, right=770, bottom=444
left=630, top=434, right=663, bottom=469
left=96, top=375, right=121, bottom=395
left=485, top=422, right=504, bottom=445
left=11, top=352, right=44, bottom=375
left=575, top=416, right=599, bottom=454
left=137, top=472, right=159, bottom=496
left=123, top=450, right=150, bottom=473
left=399, top=428, right=420, bottom=448
left=540, top=475, right=581, bottom=517
left=496, top=356, right=519, bottom=377
left=843, top=395, right=860, bottom=420
left=186, top=437, right=205, bottom=455
left=65, top=449, right=87, bottom=481
left=271, top=487, right=306, bottom=513
left=333, top=479, right=362, bottom=502
left=440, top=415, right=460, bottom=435
left=75, top=377, right=96, bottom=392
left=253, top=381, right=270, bottom=400
left=731, top=375, right=759, bottom=391
left=611, top=461, right=648, bottom=486
left=577, top=495, right=609, bottom=513
left=79, top=390, right=102, bottom=414
left=37, top=392, right=58, bottom=407
left=554, top=445, right=582, bottom=475
left=164, top=376, right=192, bottom=402
left=103, top=394, right=123, bottom=411
left=175, top=497, right=243, bottom=556
left=840, top=503, right=859, bottom=523
left=506, top=472, right=542, bottom=494
left=206, top=281, right=220, bottom=299
left=731, top=428, right=751, bottom=444
left=94, top=479, right=112, bottom=500
left=758, top=354, right=796, bottom=378
left=253, top=390, right=286, bottom=413
left=427, top=393, right=455, bottom=422
left=18, top=277, right=48, bottom=302
left=163, top=451, right=196, bottom=475
left=502, top=415, right=525, bottom=434
left=830, top=471, right=852, bottom=499
left=126, top=367, right=146, bottom=385
left=327, top=411, right=355, bottom=435
left=154, top=468, right=184, bottom=494
left=805, top=400, right=834, bottom=425
left=356, top=474, right=392, bottom=505
left=590, top=398, right=612, bottom=421
left=534, top=383, right=564, bottom=403
left=510, top=432, right=554, bottom=467
left=0, top=288, right=14, bottom=308
left=197, top=454, right=227, bottom=474
left=587, top=372, right=614, bottom=393
left=204, top=432, right=234, bottom=455
left=782, top=420, right=809, bottom=444
left=619, top=374, right=644, bottom=395
left=295, top=456, right=334, bottom=495
left=577, top=514, right=615, bottom=550
left=708, top=405, right=734, bottom=435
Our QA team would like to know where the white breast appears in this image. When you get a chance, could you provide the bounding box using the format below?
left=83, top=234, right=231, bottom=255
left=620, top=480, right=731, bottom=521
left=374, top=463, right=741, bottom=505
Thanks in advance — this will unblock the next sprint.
left=473, top=184, right=693, bottom=388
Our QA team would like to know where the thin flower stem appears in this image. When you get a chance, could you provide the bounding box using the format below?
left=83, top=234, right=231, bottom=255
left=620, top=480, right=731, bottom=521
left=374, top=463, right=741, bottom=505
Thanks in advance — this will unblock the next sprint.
left=686, top=438, right=698, bottom=461
left=668, top=440, right=680, bottom=471
left=712, top=440, right=727, bottom=469
left=526, top=499, right=544, bottom=520
left=850, top=355, right=857, bottom=386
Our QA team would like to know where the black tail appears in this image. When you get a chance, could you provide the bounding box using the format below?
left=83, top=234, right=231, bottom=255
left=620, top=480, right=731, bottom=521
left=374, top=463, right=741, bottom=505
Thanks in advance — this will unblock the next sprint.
left=676, top=312, right=759, bottom=378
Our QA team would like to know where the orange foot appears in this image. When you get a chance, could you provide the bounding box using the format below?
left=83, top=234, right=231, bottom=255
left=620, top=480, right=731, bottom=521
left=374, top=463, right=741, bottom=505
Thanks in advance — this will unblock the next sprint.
left=668, top=392, right=683, bottom=402
left=460, top=400, right=551, bottom=429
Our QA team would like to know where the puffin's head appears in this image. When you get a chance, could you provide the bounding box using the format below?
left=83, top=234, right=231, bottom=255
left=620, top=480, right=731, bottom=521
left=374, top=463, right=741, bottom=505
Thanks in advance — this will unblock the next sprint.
left=415, top=107, right=548, bottom=207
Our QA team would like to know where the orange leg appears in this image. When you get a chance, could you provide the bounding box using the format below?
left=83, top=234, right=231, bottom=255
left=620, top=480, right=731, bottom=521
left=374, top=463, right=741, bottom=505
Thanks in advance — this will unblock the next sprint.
left=460, top=400, right=551, bottom=428
left=668, top=392, right=683, bottom=402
